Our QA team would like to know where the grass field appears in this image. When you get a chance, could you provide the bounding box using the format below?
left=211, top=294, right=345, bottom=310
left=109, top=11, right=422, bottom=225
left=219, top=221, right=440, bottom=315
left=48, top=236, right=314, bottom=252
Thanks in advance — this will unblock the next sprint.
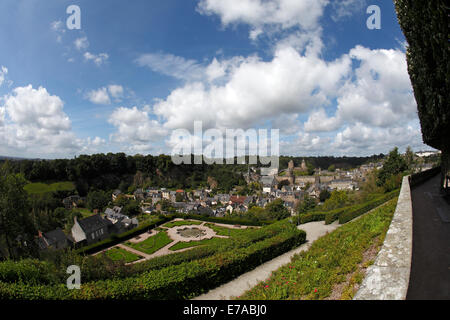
left=163, top=220, right=203, bottom=228
left=168, top=237, right=226, bottom=251
left=77, top=208, right=95, bottom=218
left=237, top=198, right=398, bottom=300
left=124, top=231, right=173, bottom=255
left=204, top=223, right=249, bottom=237
left=24, top=181, right=75, bottom=194
left=104, top=247, right=142, bottom=263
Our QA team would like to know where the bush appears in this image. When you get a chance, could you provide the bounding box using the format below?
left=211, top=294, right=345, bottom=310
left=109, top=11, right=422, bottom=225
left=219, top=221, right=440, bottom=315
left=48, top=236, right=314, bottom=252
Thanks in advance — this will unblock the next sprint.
left=75, top=216, right=172, bottom=255
left=0, top=220, right=306, bottom=299
left=338, top=190, right=399, bottom=224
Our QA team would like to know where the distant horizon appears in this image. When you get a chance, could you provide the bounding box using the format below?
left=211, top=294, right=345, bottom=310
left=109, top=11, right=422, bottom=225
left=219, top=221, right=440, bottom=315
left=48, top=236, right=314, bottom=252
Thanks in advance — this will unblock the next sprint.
left=0, top=148, right=439, bottom=162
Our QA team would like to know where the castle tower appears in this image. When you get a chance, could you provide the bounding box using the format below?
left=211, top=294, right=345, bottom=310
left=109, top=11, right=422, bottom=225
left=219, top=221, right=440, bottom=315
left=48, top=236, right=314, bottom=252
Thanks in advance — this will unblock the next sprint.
left=301, top=159, right=307, bottom=171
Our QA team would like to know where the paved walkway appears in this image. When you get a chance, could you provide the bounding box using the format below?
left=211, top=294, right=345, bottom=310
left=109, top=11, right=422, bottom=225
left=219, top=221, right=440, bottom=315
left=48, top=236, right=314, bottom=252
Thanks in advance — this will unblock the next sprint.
left=193, top=220, right=340, bottom=300
left=407, top=174, right=450, bottom=299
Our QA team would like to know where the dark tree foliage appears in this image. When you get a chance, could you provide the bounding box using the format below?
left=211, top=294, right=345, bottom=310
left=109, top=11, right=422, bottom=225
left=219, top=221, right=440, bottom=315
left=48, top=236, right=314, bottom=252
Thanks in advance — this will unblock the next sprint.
left=394, top=0, right=449, bottom=189
left=394, top=0, right=449, bottom=150
left=377, top=147, right=407, bottom=187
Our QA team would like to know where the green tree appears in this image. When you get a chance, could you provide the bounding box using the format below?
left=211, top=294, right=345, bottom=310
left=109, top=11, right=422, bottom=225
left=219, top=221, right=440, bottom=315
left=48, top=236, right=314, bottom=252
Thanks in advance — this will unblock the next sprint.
left=377, top=147, right=407, bottom=187
left=404, top=146, right=416, bottom=172
left=327, top=165, right=336, bottom=172
left=0, top=172, right=37, bottom=259
left=297, top=195, right=317, bottom=214
left=122, top=201, right=141, bottom=216
left=265, top=199, right=290, bottom=220
left=86, top=190, right=109, bottom=211
left=319, top=189, right=331, bottom=202
left=322, top=190, right=349, bottom=211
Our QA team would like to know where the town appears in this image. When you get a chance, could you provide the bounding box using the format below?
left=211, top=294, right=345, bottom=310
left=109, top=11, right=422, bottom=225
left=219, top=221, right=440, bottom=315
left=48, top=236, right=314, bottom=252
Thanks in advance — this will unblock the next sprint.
left=35, top=153, right=437, bottom=252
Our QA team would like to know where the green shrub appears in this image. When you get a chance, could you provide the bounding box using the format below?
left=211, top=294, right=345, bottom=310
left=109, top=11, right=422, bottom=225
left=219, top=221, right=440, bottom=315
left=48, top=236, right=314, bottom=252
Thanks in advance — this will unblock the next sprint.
left=0, top=220, right=306, bottom=299
left=338, top=190, right=399, bottom=224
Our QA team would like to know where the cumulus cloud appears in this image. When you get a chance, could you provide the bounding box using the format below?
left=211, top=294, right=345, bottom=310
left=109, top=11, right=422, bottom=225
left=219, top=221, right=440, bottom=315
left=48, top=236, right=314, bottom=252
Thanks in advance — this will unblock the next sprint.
left=85, top=85, right=124, bottom=105
left=86, top=87, right=111, bottom=105
left=153, top=46, right=351, bottom=131
left=108, top=106, right=168, bottom=153
left=197, top=0, right=329, bottom=39
left=335, top=46, right=417, bottom=128
left=84, top=52, right=109, bottom=66
left=0, top=85, right=82, bottom=156
left=304, top=108, right=340, bottom=132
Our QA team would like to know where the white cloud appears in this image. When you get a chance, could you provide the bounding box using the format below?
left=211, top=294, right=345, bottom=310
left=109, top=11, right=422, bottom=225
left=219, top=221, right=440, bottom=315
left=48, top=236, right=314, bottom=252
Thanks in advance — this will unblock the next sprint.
left=108, top=106, right=168, bottom=153
left=304, top=108, right=340, bottom=132
left=335, top=46, right=417, bottom=128
left=84, top=52, right=109, bottom=66
left=107, top=85, right=124, bottom=99
left=85, top=85, right=124, bottom=105
left=0, top=66, right=8, bottom=87
left=74, top=37, right=89, bottom=51
left=331, top=0, right=366, bottom=21
left=50, top=20, right=66, bottom=43
left=0, top=85, right=82, bottom=156
left=86, top=87, right=111, bottom=105
left=153, top=45, right=351, bottom=130
left=197, top=0, right=329, bottom=39
left=135, top=53, right=205, bottom=81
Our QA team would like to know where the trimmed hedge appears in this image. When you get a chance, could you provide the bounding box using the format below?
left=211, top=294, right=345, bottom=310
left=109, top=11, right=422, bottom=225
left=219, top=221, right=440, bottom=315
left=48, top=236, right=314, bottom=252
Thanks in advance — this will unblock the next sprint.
left=75, top=216, right=172, bottom=255
left=173, top=213, right=274, bottom=226
left=0, top=221, right=306, bottom=299
left=338, top=190, right=399, bottom=224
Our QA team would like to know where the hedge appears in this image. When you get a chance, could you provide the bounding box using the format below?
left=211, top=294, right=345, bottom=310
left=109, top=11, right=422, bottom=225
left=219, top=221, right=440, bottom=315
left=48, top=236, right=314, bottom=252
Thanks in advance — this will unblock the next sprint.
left=74, top=216, right=172, bottom=255
left=173, top=213, right=274, bottom=226
left=0, top=221, right=306, bottom=299
left=338, top=190, right=399, bottom=224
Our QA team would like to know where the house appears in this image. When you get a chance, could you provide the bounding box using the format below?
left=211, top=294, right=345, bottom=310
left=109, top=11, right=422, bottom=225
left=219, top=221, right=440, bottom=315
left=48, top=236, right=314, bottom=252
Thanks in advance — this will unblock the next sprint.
left=62, top=195, right=81, bottom=210
left=37, top=228, right=70, bottom=250
left=133, top=188, right=146, bottom=201
left=214, top=194, right=231, bottom=204
left=151, top=193, right=162, bottom=205
left=112, top=189, right=122, bottom=201
left=329, top=179, right=354, bottom=191
left=230, top=195, right=247, bottom=206
left=71, top=214, right=111, bottom=245
left=105, top=207, right=139, bottom=232
left=162, top=190, right=171, bottom=200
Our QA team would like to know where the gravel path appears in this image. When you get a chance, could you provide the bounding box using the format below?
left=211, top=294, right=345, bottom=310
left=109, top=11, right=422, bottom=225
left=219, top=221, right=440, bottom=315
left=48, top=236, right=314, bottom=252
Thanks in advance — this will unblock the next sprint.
left=193, top=220, right=340, bottom=300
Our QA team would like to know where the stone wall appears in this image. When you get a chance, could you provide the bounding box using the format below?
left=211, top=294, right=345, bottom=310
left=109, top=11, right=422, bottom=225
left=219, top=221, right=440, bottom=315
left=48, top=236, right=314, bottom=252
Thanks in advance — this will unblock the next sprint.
left=353, top=175, right=412, bottom=300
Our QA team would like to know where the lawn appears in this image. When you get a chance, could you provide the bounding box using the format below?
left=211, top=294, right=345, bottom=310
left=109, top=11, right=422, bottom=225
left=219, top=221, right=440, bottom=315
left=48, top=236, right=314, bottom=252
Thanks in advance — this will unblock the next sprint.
left=168, top=237, right=226, bottom=251
left=124, top=231, right=173, bottom=255
left=204, top=223, right=248, bottom=237
left=163, top=220, right=203, bottom=228
left=24, top=181, right=75, bottom=194
left=104, top=247, right=142, bottom=263
left=237, top=198, right=398, bottom=300
left=77, top=208, right=95, bottom=218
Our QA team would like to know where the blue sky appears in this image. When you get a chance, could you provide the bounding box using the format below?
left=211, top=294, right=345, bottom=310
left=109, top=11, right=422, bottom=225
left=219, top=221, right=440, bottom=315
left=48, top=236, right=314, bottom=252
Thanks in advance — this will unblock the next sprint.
left=0, top=0, right=430, bottom=159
